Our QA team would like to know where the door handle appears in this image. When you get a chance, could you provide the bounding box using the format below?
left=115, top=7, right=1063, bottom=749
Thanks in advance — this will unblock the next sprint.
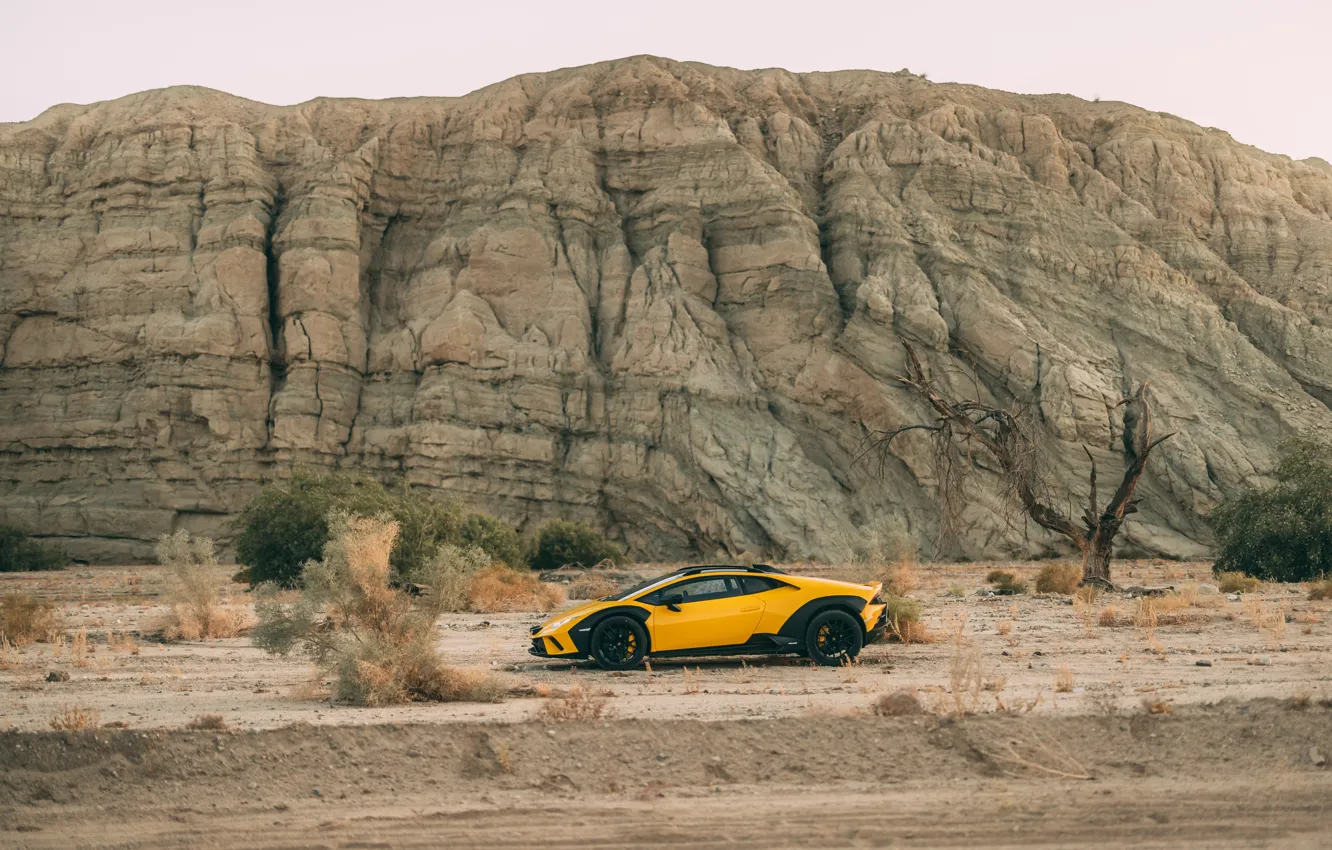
left=740, top=605, right=760, bottom=613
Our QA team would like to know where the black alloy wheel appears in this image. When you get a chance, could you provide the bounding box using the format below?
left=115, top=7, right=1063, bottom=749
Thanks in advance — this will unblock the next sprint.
left=589, top=615, right=648, bottom=670
left=805, top=609, right=864, bottom=666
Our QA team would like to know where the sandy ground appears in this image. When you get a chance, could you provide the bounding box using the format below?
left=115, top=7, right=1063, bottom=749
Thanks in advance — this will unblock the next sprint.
left=2, top=561, right=1331, bottom=847
left=2, top=561, right=1329, bottom=729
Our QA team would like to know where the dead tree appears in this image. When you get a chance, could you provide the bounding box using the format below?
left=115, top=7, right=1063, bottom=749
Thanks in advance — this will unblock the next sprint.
left=871, top=343, right=1173, bottom=586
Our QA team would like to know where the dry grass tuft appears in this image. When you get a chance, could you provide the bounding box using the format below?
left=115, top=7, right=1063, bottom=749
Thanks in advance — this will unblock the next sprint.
left=1073, top=584, right=1100, bottom=604
left=1216, top=571, right=1261, bottom=594
left=1054, top=665, right=1074, bottom=693
left=1034, top=562, right=1082, bottom=595
left=1155, top=586, right=1197, bottom=613
left=944, top=614, right=984, bottom=715
left=1134, top=598, right=1159, bottom=639
left=681, top=665, right=701, bottom=695
left=1097, top=603, right=1122, bottom=627
left=1243, top=598, right=1287, bottom=646
left=1307, top=578, right=1332, bottom=602
left=70, top=625, right=89, bottom=667
left=186, top=713, right=229, bottom=731
left=106, top=630, right=139, bottom=654
left=0, top=594, right=62, bottom=646
left=1072, top=593, right=1097, bottom=636
left=157, top=530, right=253, bottom=640
left=535, top=685, right=612, bottom=721
left=885, top=595, right=932, bottom=644
left=49, top=705, right=99, bottom=731
left=974, top=731, right=1091, bottom=780
left=567, top=573, right=621, bottom=600
left=0, top=633, right=19, bottom=669
left=469, top=564, right=567, bottom=613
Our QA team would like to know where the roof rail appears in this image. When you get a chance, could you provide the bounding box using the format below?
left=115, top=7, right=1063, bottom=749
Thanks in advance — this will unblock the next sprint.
left=674, top=563, right=787, bottom=577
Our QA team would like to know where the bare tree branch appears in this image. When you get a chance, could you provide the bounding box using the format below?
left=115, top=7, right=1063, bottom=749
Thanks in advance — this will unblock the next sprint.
left=869, top=342, right=1175, bottom=585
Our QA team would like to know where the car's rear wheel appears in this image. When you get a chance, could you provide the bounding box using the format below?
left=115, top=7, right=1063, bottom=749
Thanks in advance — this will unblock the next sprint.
left=589, top=616, right=647, bottom=670
left=805, top=609, right=863, bottom=666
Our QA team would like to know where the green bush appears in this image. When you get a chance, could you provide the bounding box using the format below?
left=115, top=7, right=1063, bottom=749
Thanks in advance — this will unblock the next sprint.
left=985, top=569, right=1028, bottom=595
left=459, top=513, right=524, bottom=568
left=528, top=520, right=624, bottom=572
left=234, top=471, right=520, bottom=586
left=0, top=524, right=65, bottom=573
left=1212, top=435, right=1332, bottom=583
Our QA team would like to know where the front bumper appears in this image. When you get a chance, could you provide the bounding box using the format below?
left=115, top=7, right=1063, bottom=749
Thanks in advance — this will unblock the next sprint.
left=528, top=634, right=579, bottom=658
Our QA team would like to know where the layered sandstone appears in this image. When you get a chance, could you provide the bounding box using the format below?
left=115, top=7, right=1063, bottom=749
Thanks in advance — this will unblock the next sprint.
left=1, top=57, right=1329, bottom=563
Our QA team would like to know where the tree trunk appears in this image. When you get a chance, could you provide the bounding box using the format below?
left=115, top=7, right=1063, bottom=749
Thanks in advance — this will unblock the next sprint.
left=1081, top=534, right=1114, bottom=587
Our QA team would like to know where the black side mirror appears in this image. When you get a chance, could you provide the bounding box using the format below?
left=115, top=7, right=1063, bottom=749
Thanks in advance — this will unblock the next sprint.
left=661, top=593, right=684, bottom=612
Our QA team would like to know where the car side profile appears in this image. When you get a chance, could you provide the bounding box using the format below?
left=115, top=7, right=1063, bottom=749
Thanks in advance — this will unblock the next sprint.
left=530, top=565, right=889, bottom=669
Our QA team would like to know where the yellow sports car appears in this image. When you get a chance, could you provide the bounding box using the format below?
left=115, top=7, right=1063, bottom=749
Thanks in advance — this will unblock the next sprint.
left=530, top=565, right=889, bottom=669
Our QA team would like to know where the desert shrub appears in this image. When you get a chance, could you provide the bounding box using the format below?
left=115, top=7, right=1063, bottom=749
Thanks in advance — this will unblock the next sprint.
left=1216, top=570, right=1261, bottom=594
left=884, top=595, right=931, bottom=643
left=0, top=594, right=62, bottom=645
left=1034, top=562, right=1082, bottom=595
left=186, top=714, right=228, bottom=731
left=568, top=573, right=621, bottom=600
left=986, top=569, right=1028, bottom=595
left=459, top=513, right=524, bottom=568
left=873, top=690, right=924, bottom=716
left=425, top=544, right=493, bottom=613
left=535, top=686, right=611, bottom=721
left=865, top=561, right=919, bottom=597
left=469, top=564, right=567, bottom=613
left=528, top=520, right=624, bottom=572
left=252, top=512, right=507, bottom=706
left=235, top=471, right=521, bottom=586
left=1308, top=578, right=1332, bottom=601
left=156, top=530, right=252, bottom=640
left=0, top=524, right=65, bottom=572
left=1211, top=435, right=1332, bottom=582
left=236, top=471, right=390, bottom=587
left=853, top=516, right=919, bottom=565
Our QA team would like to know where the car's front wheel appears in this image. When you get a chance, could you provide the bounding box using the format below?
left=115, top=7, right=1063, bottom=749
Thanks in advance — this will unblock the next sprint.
left=805, top=609, right=864, bottom=666
left=589, top=616, right=648, bottom=670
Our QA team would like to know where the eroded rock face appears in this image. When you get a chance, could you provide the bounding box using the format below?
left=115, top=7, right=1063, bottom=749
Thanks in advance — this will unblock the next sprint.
left=1, top=57, right=1329, bottom=563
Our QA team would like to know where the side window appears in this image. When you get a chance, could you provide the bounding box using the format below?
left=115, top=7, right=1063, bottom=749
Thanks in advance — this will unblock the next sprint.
left=676, top=577, right=730, bottom=601
left=739, top=576, right=779, bottom=595
left=643, top=576, right=736, bottom=605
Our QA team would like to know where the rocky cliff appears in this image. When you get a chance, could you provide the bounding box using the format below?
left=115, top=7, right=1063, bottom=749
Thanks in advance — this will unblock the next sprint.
left=2, top=57, right=1330, bottom=564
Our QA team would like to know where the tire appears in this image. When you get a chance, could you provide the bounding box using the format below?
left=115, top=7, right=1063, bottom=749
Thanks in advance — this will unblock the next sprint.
left=589, top=616, right=648, bottom=670
left=804, top=609, right=864, bottom=666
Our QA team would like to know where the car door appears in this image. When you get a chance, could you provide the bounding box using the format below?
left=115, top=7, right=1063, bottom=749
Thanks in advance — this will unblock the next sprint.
left=645, top=576, right=765, bottom=652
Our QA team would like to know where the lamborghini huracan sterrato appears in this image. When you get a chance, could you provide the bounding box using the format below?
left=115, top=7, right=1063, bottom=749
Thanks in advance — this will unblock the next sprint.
left=529, top=565, right=889, bottom=670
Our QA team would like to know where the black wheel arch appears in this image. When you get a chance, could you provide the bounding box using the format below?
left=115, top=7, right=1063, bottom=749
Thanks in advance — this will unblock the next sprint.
left=568, top=606, right=652, bottom=656
left=776, top=596, right=869, bottom=643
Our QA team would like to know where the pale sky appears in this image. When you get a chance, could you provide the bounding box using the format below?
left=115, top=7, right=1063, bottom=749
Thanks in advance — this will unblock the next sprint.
left=2, top=0, right=1328, bottom=161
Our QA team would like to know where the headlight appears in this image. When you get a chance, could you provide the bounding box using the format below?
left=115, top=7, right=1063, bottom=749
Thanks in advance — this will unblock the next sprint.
left=540, top=613, right=579, bottom=634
